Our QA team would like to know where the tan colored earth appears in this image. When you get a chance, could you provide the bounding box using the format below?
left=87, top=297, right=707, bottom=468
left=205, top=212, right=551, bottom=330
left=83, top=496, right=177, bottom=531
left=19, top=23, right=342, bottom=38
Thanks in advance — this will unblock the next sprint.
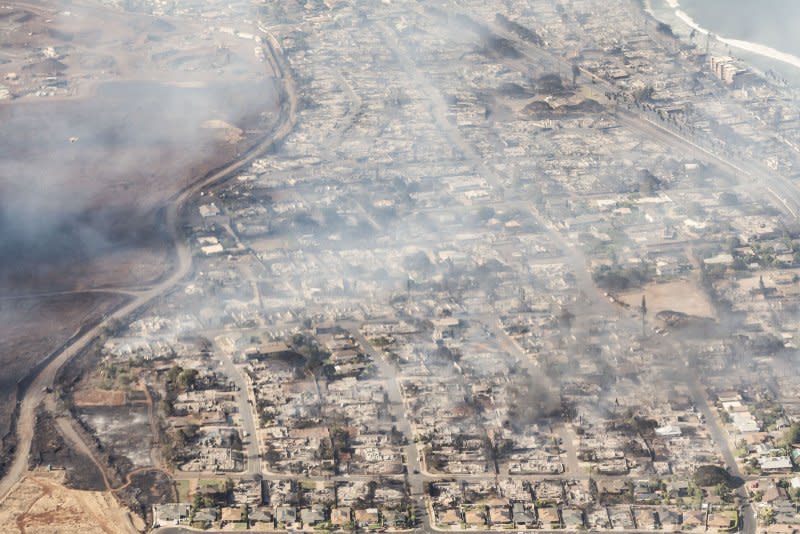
left=0, top=471, right=143, bottom=534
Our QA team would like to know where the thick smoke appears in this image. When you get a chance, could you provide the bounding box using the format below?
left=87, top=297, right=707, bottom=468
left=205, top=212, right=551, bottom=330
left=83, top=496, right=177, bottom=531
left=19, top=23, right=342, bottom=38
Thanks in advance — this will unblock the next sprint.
left=0, top=5, right=277, bottom=291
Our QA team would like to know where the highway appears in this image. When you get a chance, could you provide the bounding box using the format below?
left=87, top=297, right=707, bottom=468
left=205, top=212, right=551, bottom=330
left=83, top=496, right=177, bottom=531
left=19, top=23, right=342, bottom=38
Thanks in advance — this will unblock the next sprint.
left=0, top=27, right=298, bottom=506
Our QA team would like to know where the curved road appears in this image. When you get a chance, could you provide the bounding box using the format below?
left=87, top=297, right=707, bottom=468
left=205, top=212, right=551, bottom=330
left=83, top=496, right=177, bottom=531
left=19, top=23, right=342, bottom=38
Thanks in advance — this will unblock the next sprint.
left=0, top=34, right=298, bottom=505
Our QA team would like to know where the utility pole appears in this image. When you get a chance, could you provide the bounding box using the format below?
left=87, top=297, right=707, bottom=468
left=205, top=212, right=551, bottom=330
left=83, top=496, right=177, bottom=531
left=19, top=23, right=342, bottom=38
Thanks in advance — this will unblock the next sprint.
left=640, top=295, right=647, bottom=338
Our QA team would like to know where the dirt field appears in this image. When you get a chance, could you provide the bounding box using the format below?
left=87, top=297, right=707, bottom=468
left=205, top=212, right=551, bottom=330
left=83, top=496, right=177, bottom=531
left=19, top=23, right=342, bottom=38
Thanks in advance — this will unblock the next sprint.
left=618, top=279, right=717, bottom=319
left=0, top=471, right=143, bottom=534
left=73, top=389, right=127, bottom=408
left=0, top=75, right=277, bottom=293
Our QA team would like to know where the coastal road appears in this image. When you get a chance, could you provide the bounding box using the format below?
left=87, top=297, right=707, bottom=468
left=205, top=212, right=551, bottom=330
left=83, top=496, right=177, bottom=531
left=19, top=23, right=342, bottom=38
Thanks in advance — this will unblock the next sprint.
left=0, top=30, right=298, bottom=504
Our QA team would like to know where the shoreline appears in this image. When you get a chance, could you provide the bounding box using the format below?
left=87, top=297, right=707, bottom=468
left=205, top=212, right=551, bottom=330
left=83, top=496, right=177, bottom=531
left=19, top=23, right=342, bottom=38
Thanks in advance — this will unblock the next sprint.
left=647, top=0, right=800, bottom=77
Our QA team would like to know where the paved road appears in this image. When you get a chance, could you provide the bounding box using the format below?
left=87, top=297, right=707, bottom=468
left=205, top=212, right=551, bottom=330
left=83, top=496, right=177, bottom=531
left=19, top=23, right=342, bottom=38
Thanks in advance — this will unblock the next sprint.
left=689, top=379, right=755, bottom=534
left=0, top=27, right=298, bottom=505
left=348, top=328, right=423, bottom=490
left=345, top=326, right=430, bottom=531
left=213, top=338, right=262, bottom=476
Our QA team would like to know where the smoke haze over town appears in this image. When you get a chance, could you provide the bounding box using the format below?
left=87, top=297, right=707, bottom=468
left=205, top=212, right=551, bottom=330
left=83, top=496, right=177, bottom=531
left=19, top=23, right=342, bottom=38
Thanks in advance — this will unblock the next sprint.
left=1, top=1, right=800, bottom=533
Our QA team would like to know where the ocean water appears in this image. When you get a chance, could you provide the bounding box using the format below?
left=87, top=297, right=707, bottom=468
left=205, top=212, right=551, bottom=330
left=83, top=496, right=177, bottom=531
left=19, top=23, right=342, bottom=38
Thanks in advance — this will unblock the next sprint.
left=680, top=0, right=800, bottom=57
left=651, top=0, right=800, bottom=85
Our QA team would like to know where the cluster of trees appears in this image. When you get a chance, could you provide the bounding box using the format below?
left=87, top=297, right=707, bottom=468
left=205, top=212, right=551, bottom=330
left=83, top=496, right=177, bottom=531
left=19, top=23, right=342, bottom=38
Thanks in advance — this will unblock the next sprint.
left=330, top=426, right=354, bottom=472
left=727, top=240, right=800, bottom=271
left=592, top=263, right=653, bottom=291
left=98, top=360, right=135, bottom=389
left=159, top=365, right=202, bottom=465
left=159, top=366, right=199, bottom=417
left=166, top=365, right=199, bottom=392
left=778, top=423, right=800, bottom=449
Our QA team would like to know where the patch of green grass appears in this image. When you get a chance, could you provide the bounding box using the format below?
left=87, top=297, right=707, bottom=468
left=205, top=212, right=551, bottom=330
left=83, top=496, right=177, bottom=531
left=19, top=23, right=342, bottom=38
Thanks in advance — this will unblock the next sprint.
left=175, top=479, right=191, bottom=502
left=198, top=478, right=226, bottom=492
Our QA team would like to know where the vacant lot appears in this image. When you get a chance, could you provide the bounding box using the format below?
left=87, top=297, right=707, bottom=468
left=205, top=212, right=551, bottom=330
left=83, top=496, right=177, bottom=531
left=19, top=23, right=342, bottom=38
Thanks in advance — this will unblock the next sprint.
left=0, top=76, right=278, bottom=293
left=619, top=279, right=716, bottom=319
left=73, top=389, right=127, bottom=408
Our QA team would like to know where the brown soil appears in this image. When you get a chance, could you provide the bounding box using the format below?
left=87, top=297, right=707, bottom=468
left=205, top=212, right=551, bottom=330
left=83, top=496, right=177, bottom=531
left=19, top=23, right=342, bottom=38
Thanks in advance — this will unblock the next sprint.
left=618, top=279, right=716, bottom=319
left=0, top=471, right=140, bottom=534
left=73, top=389, right=127, bottom=408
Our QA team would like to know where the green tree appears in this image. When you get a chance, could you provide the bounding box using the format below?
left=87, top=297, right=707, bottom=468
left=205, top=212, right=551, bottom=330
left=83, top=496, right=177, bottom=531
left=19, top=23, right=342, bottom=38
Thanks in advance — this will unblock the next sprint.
left=779, top=423, right=800, bottom=449
left=166, top=365, right=183, bottom=385
left=759, top=507, right=776, bottom=525
left=716, top=483, right=732, bottom=503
